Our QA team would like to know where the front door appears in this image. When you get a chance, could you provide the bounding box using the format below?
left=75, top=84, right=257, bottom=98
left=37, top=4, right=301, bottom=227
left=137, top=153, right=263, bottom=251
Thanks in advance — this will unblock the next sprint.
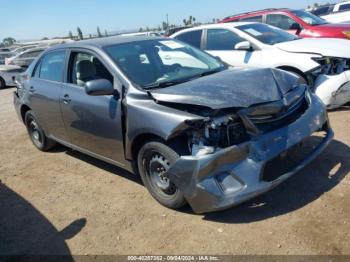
left=60, top=50, right=125, bottom=164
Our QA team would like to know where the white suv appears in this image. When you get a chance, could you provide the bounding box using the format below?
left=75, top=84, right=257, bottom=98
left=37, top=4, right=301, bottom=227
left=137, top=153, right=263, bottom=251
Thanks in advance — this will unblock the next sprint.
left=171, top=22, right=350, bottom=109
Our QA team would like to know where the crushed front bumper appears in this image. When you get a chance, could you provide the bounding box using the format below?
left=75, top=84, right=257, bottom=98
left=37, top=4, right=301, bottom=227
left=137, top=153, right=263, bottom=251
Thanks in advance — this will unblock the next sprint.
left=166, top=96, right=333, bottom=214
left=314, top=70, right=350, bottom=109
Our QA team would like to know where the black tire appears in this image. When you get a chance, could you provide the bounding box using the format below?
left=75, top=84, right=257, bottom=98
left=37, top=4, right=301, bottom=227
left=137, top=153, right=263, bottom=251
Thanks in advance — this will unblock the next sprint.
left=25, top=110, right=56, bottom=151
left=137, top=141, right=187, bottom=210
left=0, top=77, right=5, bottom=89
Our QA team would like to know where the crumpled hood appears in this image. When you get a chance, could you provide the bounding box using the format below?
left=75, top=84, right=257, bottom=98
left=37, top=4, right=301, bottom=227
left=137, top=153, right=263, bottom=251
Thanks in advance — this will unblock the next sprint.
left=149, top=68, right=299, bottom=110
left=275, top=38, right=350, bottom=58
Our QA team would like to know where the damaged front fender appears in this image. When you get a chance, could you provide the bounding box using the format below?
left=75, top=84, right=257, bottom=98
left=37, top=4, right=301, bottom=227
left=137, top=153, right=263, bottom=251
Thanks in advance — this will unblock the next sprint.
left=124, top=91, right=206, bottom=160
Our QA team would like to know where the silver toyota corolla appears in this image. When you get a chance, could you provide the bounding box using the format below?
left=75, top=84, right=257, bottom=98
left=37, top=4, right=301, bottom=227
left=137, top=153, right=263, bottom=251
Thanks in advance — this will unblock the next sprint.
left=14, top=36, right=333, bottom=213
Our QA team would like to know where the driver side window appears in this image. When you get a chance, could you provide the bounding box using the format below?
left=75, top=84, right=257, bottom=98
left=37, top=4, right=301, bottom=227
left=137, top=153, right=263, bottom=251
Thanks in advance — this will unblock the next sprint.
left=266, top=14, right=299, bottom=30
left=206, top=29, right=245, bottom=51
left=68, top=52, right=113, bottom=87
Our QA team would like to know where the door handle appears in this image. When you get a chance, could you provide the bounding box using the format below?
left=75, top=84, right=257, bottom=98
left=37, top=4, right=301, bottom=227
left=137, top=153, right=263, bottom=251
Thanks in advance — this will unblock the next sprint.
left=62, top=94, right=71, bottom=104
left=29, top=86, right=35, bottom=93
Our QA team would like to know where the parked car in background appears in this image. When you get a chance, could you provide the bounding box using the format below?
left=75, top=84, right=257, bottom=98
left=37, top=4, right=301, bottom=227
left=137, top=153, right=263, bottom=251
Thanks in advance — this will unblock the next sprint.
left=120, top=31, right=162, bottom=37
left=172, top=22, right=350, bottom=109
left=6, top=47, right=46, bottom=68
left=310, top=2, right=350, bottom=23
left=0, top=65, right=24, bottom=89
left=10, top=45, right=39, bottom=55
left=14, top=36, right=333, bottom=213
left=164, top=26, right=193, bottom=37
left=220, top=8, right=350, bottom=40
left=0, top=52, right=13, bottom=64
left=0, top=47, right=11, bottom=52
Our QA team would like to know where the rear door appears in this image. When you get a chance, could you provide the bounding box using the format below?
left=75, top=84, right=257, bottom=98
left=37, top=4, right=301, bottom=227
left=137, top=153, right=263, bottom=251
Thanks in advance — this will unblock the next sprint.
left=60, top=49, right=125, bottom=164
left=27, top=49, right=68, bottom=141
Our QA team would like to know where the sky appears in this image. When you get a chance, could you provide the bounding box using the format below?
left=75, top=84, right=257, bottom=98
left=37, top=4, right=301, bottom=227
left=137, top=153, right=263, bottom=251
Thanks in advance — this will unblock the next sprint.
left=1, top=0, right=332, bottom=41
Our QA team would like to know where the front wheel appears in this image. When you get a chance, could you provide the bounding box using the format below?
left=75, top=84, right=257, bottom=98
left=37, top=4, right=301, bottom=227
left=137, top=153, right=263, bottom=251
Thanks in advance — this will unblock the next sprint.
left=137, top=141, right=187, bottom=210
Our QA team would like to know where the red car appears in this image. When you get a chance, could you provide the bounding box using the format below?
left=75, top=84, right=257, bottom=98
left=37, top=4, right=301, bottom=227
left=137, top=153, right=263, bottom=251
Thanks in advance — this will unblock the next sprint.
left=220, top=8, right=350, bottom=39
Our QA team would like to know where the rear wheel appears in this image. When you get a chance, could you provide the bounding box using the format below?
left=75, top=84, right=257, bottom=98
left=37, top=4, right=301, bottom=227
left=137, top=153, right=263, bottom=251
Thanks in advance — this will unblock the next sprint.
left=0, top=77, right=5, bottom=89
left=137, top=141, right=187, bottom=209
left=25, top=110, right=56, bottom=151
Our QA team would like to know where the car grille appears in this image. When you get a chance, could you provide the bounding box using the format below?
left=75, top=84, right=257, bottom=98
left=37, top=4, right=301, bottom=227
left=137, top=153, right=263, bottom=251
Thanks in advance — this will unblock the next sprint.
left=250, top=96, right=308, bottom=133
left=238, top=86, right=308, bottom=135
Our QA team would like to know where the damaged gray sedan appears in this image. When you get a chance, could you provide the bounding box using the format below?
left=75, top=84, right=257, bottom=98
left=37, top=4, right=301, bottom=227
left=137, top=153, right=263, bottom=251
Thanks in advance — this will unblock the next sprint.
left=14, top=36, right=333, bottom=213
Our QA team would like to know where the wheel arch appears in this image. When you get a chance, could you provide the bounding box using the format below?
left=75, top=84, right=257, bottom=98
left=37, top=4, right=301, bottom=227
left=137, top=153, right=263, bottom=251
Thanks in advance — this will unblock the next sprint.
left=276, top=66, right=309, bottom=84
left=20, top=104, right=32, bottom=123
left=128, top=132, right=189, bottom=163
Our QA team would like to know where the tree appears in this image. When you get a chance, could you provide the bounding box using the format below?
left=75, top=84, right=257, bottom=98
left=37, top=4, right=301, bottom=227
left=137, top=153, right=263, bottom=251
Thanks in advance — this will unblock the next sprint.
left=183, top=16, right=196, bottom=26
left=2, top=37, right=16, bottom=46
left=139, top=27, right=143, bottom=32
left=41, top=37, right=49, bottom=40
left=105, top=30, right=108, bottom=37
left=97, top=26, right=102, bottom=37
left=162, top=21, right=168, bottom=30
left=77, top=27, right=83, bottom=40
left=68, top=31, right=73, bottom=39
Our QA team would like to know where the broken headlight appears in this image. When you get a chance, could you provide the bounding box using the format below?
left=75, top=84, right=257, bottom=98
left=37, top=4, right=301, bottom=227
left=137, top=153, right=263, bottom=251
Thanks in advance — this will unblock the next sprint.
left=188, top=115, right=249, bottom=156
left=311, top=57, right=350, bottom=76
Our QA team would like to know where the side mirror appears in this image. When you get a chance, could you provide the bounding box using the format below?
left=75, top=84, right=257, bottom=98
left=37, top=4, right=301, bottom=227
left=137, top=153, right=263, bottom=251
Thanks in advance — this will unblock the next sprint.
left=290, top=23, right=302, bottom=31
left=234, top=41, right=252, bottom=51
left=85, top=79, right=116, bottom=96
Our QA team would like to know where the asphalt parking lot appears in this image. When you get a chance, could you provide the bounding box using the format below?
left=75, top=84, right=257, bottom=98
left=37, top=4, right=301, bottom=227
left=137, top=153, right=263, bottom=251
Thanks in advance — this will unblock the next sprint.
left=0, top=86, right=349, bottom=255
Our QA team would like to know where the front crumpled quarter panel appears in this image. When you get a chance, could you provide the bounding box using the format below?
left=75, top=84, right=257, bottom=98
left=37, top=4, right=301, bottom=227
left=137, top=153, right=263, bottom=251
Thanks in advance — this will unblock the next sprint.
left=124, top=92, right=204, bottom=160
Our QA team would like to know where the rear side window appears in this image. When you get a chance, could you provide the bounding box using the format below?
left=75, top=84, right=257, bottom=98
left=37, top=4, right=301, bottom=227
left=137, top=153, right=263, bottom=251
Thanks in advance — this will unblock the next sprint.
left=266, top=14, right=297, bottom=30
left=175, top=30, right=202, bottom=48
left=239, top=15, right=263, bottom=23
left=38, top=50, right=66, bottom=82
left=339, top=3, right=350, bottom=11
left=206, top=29, right=245, bottom=50
left=312, top=6, right=332, bottom=16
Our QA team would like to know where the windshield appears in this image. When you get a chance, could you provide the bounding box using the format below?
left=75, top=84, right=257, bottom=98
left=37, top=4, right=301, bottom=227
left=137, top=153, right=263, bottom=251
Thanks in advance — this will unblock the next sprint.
left=105, top=39, right=225, bottom=89
left=290, top=10, right=327, bottom=25
left=237, top=23, right=299, bottom=45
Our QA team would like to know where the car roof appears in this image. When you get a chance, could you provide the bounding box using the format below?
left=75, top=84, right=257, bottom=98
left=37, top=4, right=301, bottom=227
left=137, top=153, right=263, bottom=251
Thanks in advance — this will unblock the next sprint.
left=172, top=22, right=257, bottom=35
left=221, top=8, right=291, bottom=21
left=49, top=35, right=165, bottom=51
